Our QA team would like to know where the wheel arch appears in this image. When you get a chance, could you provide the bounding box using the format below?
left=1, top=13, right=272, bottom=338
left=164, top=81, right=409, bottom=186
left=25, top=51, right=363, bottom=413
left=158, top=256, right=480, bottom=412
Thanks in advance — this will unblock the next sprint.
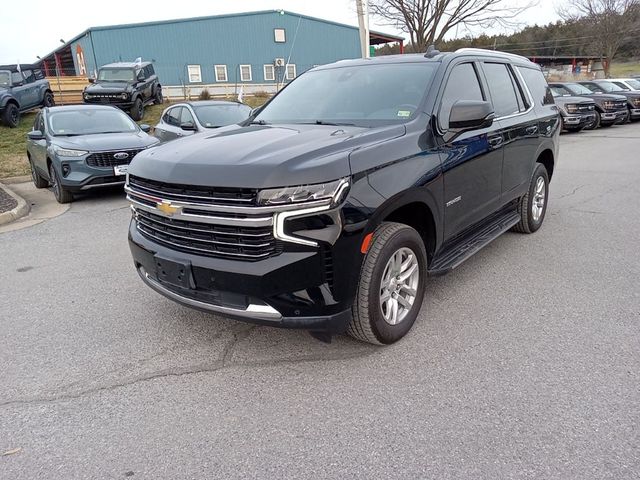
left=536, top=148, right=555, bottom=180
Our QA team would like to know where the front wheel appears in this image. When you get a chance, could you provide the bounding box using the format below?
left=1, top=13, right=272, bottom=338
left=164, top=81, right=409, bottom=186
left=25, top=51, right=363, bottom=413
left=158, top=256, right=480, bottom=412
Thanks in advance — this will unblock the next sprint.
left=2, top=103, right=20, bottom=128
left=48, top=163, right=73, bottom=204
left=512, top=163, right=549, bottom=234
left=130, top=98, right=144, bottom=121
left=347, top=222, right=427, bottom=345
left=584, top=111, right=600, bottom=130
left=154, top=87, right=163, bottom=105
left=43, top=91, right=55, bottom=108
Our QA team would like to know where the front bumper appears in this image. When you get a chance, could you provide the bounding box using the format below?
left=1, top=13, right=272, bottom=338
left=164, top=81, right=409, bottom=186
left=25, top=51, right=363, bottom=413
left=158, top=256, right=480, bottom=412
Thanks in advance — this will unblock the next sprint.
left=128, top=220, right=359, bottom=334
left=601, top=109, right=628, bottom=124
left=55, top=156, right=128, bottom=192
left=83, top=98, right=134, bottom=109
left=629, top=107, right=640, bottom=120
left=562, top=112, right=596, bottom=128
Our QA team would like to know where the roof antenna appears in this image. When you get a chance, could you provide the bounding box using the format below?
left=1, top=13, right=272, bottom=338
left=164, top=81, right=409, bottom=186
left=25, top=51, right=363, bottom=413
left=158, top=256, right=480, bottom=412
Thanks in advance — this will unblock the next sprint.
left=424, top=45, right=440, bottom=58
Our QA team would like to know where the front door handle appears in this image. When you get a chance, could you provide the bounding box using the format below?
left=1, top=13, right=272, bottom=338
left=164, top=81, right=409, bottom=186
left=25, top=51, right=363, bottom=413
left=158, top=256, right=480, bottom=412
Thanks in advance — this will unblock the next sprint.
left=488, top=134, right=503, bottom=148
left=525, top=125, right=538, bottom=135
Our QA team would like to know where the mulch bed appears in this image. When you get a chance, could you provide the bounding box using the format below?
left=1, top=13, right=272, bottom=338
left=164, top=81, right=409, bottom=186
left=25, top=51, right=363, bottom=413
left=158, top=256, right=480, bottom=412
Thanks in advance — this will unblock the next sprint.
left=0, top=187, right=18, bottom=214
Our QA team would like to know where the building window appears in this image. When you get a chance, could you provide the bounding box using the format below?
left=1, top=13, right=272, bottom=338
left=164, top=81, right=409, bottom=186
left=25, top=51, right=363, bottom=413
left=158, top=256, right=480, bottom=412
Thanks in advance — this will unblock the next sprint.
left=240, top=64, right=252, bottom=82
left=187, top=65, right=201, bottom=83
left=274, top=28, right=286, bottom=43
left=263, top=65, right=275, bottom=82
left=215, top=65, right=228, bottom=82
left=286, top=64, right=297, bottom=80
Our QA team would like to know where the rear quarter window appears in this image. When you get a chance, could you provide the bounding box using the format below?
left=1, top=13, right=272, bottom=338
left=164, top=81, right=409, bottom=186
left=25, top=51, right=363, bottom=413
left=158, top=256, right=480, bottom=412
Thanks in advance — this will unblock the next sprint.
left=518, top=66, right=554, bottom=107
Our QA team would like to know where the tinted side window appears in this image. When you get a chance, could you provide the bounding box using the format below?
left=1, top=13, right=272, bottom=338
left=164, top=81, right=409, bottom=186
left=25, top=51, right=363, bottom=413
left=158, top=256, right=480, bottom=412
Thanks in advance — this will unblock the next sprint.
left=519, top=67, right=555, bottom=106
left=146, top=65, right=155, bottom=77
left=439, top=62, right=484, bottom=130
left=483, top=63, right=520, bottom=117
left=11, top=72, right=24, bottom=86
left=180, top=107, right=195, bottom=125
left=164, top=107, right=182, bottom=127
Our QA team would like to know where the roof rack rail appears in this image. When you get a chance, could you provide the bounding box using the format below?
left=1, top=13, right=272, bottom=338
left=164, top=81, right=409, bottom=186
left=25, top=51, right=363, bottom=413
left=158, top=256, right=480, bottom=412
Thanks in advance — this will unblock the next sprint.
left=455, top=48, right=531, bottom=62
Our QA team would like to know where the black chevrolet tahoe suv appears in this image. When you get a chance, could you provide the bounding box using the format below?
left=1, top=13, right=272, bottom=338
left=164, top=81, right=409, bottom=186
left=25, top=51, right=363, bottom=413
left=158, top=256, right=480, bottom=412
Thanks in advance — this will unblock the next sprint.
left=83, top=61, right=162, bottom=121
left=126, top=48, right=560, bottom=345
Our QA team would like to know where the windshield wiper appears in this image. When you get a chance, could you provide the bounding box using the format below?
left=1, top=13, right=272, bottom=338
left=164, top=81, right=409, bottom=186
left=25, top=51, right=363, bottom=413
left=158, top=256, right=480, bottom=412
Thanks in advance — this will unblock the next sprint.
left=300, top=120, right=357, bottom=127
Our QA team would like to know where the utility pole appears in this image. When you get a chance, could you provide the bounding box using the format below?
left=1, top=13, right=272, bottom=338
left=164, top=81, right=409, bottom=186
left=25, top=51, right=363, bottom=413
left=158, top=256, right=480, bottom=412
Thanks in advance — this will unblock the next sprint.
left=356, top=0, right=370, bottom=58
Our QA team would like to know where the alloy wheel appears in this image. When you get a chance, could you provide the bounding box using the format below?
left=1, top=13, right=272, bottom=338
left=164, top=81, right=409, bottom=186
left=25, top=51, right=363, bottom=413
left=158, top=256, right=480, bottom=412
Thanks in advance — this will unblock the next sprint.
left=532, top=176, right=546, bottom=222
left=379, top=247, right=420, bottom=325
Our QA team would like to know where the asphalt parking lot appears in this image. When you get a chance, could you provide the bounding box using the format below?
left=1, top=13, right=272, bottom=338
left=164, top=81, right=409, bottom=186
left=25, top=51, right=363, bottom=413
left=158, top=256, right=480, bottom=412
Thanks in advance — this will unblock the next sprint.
left=1, top=124, right=639, bottom=479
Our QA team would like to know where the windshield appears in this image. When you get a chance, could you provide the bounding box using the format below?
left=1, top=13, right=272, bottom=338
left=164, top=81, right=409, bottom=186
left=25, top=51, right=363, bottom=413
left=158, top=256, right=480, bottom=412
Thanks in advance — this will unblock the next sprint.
left=255, top=62, right=437, bottom=127
left=98, top=68, right=135, bottom=82
left=596, top=81, right=624, bottom=93
left=0, top=71, right=10, bottom=88
left=565, top=83, right=594, bottom=95
left=626, top=79, right=640, bottom=90
left=48, top=108, right=138, bottom=136
left=193, top=104, right=252, bottom=127
left=550, top=86, right=569, bottom=97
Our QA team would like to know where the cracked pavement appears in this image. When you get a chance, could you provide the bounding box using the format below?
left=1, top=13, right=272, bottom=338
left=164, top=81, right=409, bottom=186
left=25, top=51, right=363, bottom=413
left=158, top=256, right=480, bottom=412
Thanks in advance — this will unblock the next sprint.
left=1, top=125, right=639, bottom=479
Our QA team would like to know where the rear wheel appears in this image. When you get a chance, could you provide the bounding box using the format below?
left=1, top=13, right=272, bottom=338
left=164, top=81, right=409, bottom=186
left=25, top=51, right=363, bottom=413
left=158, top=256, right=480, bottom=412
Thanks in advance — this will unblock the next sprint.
left=2, top=103, right=20, bottom=128
left=154, top=87, right=163, bottom=105
left=130, top=98, right=144, bottom=121
left=512, top=163, right=549, bottom=234
left=43, top=91, right=55, bottom=108
left=347, top=222, right=427, bottom=345
left=29, top=156, right=48, bottom=188
left=48, top=163, right=73, bottom=204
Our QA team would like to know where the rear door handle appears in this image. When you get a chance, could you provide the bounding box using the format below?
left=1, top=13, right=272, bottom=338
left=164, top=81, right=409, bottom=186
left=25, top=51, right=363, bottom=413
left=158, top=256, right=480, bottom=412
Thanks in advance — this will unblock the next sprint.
left=525, top=125, right=538, bottom=135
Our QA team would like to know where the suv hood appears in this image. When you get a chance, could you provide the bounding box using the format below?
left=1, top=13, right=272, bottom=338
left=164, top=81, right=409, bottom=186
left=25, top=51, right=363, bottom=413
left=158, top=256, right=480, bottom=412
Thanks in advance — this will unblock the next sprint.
left=129, top=123, right=406, bottom=189
left=579, top=93, right=627, bottom=102
left=52, top=131, right=157, bottom=152
left=85, top=82, right=132, bottom=93
left=554, top=95, right=594, bottom=106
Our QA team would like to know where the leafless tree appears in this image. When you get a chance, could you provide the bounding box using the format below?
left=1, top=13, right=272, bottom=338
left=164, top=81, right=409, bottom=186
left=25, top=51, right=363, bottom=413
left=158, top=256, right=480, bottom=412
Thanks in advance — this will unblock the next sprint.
left=369, top=0, right=533, bottom=53
left=559, top=0, right=640, bottom=76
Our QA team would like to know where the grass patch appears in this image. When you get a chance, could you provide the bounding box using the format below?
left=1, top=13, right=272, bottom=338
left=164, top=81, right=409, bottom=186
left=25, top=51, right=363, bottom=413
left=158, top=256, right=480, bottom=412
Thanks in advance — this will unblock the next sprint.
left=610, top=61, right=640, bottom=77
left=0, top=96, right=271, bottom=180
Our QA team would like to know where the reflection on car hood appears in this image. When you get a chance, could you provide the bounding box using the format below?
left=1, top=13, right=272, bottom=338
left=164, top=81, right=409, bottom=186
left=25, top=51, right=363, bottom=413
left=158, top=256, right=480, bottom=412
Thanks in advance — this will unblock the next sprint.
left=52, top=131, right=158, bottom=152
left=129, top=123, right=406, bottom=189
left=553, top=95, right=595, bottom=106
left=85, top=82, right=131, bottom=93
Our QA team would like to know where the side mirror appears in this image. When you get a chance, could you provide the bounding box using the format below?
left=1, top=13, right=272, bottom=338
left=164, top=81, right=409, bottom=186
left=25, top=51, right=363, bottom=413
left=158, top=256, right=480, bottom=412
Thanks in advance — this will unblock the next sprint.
left=28, top=130, right=45, bottom=141
left=180, top=122, right=197, bottom=132
left=139, top=124, right=151, bottom=133
left=88, top=77, right=95, bottom=83
left=449, top=100, right=495, bottom=131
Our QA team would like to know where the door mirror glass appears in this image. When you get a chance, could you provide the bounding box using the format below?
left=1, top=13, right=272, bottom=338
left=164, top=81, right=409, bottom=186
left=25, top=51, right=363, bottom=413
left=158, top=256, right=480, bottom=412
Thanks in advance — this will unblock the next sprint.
left=139, top=124, right=151, bottom=133
left=88, top=77, right=95, bottom=83
left=449, top=100, right=495, bottom=131
left=27, top=130, right=45, bottom=141
left=180, top=121, right=197, bottom=131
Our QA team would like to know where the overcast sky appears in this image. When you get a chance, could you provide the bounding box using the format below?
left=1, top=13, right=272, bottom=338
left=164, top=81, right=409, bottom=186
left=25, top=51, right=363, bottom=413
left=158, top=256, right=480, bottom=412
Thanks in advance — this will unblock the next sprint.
left=1, top=0, right=562, bottom=64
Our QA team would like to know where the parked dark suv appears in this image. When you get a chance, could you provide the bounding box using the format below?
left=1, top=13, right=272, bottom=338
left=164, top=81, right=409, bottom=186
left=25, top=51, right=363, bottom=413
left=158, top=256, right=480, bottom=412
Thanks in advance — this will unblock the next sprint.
left=83, top=61, right=162, bottom=120
left=126, top=48, right=559, bottom=345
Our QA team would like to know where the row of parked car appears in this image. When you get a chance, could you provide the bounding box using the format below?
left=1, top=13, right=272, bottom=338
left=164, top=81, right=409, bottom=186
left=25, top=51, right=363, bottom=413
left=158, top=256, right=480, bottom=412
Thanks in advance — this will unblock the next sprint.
left=550, top=78, right=640, bottom=131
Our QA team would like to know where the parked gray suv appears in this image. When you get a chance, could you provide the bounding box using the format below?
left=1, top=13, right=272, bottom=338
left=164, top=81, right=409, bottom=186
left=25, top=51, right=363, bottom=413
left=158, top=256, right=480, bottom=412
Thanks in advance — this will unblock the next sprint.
left=0, top=64, right=54, bottom=127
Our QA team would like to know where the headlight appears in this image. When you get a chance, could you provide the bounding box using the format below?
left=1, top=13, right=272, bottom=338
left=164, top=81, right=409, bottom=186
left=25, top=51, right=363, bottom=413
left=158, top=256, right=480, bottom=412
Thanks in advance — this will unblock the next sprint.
left=54, top=146, right=88, bottom=157
left=257, top=178, right=349, bottom=206
left=633, top=98, right=640, bottom=107
left=603, top=101, right=615, bottom=110
left=120, top=92, right=129, bottom=100
left=565, top=104, right=578, bottom=113
left=83, top=93, right=91, bottom=100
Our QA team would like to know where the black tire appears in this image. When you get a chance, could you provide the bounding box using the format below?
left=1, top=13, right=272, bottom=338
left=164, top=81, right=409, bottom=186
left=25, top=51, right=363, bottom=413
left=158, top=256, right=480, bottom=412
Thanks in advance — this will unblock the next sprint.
left=584, top=111, right=600, bottom=130
left=29, top=156, right=48, bottom=188
left=347, top=222, right=427, bottom=345
left=43, top=91, right=55, bottom=108
left=48, top=163, right=73, bottom=204
left=130, top=98, right=144, bottom=121
left=512, top=163, right=549, bottom=234
left=154, top=87, right=163, bottom=105
left=2, top=103, right=20, bottom=128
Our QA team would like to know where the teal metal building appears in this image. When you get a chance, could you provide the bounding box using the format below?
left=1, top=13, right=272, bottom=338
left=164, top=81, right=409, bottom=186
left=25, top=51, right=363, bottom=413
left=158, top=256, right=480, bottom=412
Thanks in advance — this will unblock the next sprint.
left=38, top=10, right=402, bottom=96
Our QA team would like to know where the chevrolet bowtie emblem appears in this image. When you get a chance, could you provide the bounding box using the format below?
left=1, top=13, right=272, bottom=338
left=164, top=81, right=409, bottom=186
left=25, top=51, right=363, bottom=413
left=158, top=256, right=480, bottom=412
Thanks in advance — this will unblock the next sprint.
left=157, top=200, right=180, bottom=216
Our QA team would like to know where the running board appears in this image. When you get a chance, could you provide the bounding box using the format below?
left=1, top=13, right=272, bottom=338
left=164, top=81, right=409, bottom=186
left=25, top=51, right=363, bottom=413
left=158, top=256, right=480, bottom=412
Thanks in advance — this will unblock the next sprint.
left=428, top=209, right=521, bottom=276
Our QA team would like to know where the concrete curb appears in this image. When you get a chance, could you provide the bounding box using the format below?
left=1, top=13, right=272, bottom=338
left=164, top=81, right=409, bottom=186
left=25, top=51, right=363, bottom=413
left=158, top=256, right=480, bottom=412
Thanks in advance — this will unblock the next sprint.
left=0, top=183, right=30, bottom=226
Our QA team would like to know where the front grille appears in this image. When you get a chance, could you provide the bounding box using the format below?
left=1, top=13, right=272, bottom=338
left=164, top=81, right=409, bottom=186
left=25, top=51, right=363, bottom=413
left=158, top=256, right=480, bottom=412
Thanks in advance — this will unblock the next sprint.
left=135, top=209, right=278, bottom=260
left=129, top=175, right=257, bottom=206
left=323, top=247, right=334, bottom=291
left=87, top=149, right=144, bottom=168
